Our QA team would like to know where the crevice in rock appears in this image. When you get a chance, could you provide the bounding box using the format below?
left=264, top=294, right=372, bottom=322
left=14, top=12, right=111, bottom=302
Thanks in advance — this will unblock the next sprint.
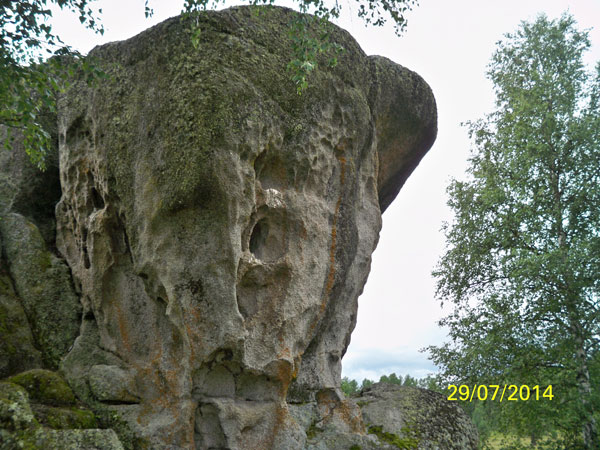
left=195, top=402, right=228, bottom=450
left=91, top=187, right=105, bottom=210
left=115, top=213, right=134, bottom=265
left=97, top=399, right=140, bottom=406
left=253, top=149, right=268, bottom=176
left=0, top=239, right=46, bottom=370
left=81, top=228, right=90, bottom=269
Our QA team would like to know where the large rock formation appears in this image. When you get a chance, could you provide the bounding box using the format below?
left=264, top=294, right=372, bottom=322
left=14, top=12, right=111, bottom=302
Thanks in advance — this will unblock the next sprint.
left=0, top=5, right=461, bottom=449
left=54, top=6, right=436, bottom=448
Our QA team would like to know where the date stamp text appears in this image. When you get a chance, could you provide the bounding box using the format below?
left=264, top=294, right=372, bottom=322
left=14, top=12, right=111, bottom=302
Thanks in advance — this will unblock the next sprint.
left=447, top=384, right=554, bottom=402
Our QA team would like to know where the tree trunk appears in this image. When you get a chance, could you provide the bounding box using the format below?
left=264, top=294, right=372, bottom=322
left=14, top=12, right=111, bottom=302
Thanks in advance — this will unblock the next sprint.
left=574, top=339, right=598, bottom=449
left=530, top=431, right=538, bottom=448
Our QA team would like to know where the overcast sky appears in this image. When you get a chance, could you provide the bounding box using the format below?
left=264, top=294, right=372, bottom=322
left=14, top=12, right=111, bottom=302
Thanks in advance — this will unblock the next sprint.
left=51, top=0, right=600, bottom=383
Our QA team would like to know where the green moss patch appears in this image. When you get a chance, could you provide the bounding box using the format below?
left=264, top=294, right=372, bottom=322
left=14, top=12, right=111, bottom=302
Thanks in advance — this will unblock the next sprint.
left=306, top=419, right=320, bottom=439
left=32, top=404, right=97, bottom=430
left=367, top=424, right=420, bottom=449
left=6, top=369, right=77, bottom=406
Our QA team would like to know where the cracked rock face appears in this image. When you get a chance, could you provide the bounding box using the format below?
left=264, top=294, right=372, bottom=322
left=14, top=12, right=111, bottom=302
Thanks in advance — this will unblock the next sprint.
left=55, top=6, right=436, bottom=449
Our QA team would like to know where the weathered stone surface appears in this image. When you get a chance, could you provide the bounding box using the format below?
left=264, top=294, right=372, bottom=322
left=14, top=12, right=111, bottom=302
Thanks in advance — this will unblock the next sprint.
left=0, top=213, right=81, bottom=369
left=290, top=398, right=395, bottom=450
left=370, top=56, right=438, bottom=212
left=0, top=123, right=81, bottom=372
left=0, top=244, right=43, bottom=378
left=1, top=425, right=124, bottom=450
left=0, top=382, right=38, bottom=432
left=53, top=5, right=438, bottom=448
left=88, top=364, right=140, bottom=404
left=355, top=383, right=479, bottom=449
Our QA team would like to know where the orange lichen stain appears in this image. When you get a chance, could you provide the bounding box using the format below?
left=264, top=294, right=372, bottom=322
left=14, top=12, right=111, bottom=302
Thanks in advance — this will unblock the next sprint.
left=334, top=139, right=350, bottom=154
left=277, top=346, right=292, bottom=361
left=134, top=343, right=194, bottom=447
left=299, top=222, right=308, bottom=240
left=323, top=197, right=341, bottom=301
left=337, top=399, right=365, bottom=434
left=276, top=359, right=294, bottom=399
left=183, top=305, right=204, bottom=364
left=268, top=403, right=291, bottom=449
left=316, top=391, right=365, bottom=434
left=114, top=303, right=132, bottom=354
left=338, top=156, right=347, bottom=185
left=316, top=390, right=337, bottom=416
left=308, top=154, right=347, bottom=335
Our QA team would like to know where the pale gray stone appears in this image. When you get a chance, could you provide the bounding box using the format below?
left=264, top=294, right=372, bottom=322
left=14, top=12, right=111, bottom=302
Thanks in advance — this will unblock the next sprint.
left=0, top=5, right=462, bottom=449
left=53, top=6, right=438, bottom=448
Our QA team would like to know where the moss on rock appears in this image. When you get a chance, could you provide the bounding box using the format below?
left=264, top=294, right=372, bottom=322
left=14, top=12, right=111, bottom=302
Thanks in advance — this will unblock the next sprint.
left=6, top=369, right=77, bottom=406
left=356, top=383, right=479, bottom=450
left=367, top=424, right=419, bottom=449
left=0, top=214, right=81, bottom=370
left=0, top=376, right=125, bottom=449
left=32, top=404, right=97, bottom=430
left=0, top=382, right=38, bottom=432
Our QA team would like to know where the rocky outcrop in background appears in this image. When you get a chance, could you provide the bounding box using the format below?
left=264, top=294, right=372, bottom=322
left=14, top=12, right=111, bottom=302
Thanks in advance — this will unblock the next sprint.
left=355, top=383, right=479, bottom=449
left=0, top=5, right=477, bottom=449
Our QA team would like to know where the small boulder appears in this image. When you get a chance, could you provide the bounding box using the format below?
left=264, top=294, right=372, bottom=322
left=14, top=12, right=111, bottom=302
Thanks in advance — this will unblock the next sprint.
left=355, top=383, right=479, bottom=450
left=6, top=369, right=77, bottom=406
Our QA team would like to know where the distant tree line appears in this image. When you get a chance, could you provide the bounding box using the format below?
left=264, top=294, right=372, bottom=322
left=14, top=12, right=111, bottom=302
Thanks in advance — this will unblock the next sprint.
left=340, top=373, right=442, bottom=397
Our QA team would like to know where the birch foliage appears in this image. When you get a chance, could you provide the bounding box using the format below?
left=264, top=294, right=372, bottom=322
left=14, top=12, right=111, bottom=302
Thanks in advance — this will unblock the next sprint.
left=428, top=14, right=600, bottom=449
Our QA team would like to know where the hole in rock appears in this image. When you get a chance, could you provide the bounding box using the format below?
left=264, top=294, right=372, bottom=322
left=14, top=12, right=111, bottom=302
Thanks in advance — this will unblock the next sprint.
left=247, top=215, right=286, bottom=262
left=91, top=187, right=105, bottom=209
left=253, top=150, right=287, bottom=190
left=249, top=219, right=269, bottom=260
left=66, top=115, right=91, bottom=143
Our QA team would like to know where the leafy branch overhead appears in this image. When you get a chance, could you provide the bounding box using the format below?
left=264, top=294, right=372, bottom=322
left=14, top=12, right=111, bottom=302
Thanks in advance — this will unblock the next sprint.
left=0, top=1, right=105, bottom=169
left=0, top=0, right=417, bottom=169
